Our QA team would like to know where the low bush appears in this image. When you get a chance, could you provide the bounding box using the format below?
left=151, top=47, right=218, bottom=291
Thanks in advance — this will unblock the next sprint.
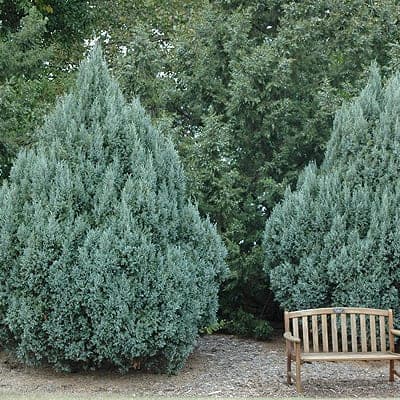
left=224, top=309, right=273, bottom=340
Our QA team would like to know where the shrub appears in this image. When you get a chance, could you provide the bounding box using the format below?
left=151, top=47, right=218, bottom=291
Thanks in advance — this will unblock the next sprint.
left=263, top=65, right=400, bottom=317
left=0, top=46, right=227, bottom=373
left=224, top=309, right=273, bottom=340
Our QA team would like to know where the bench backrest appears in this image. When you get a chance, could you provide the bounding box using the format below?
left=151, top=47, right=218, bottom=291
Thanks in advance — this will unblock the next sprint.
left=285, top=307, right=394, bottom=353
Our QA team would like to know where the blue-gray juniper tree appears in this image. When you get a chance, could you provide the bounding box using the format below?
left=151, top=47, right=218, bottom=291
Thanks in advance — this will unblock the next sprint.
left=0, top=46, right=227, bottom=373
left=264, top=65, right=400, bottom=318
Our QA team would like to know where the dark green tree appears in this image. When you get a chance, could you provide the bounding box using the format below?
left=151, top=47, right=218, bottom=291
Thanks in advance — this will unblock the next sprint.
left=0, top=6, right=53, bottom=179
left=264, top=66, right=400, bottom=316
left=0, top=0, right=92, bottom=41
left=0, top=1, right=89, bottom=180
left=160, top=0, right=400, bottom=327
left=0, top=46, right=227, bottom=372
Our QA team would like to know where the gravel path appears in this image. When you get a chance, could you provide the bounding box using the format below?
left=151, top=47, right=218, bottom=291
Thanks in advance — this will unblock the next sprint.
left=0, top=334, right=399, bottom=397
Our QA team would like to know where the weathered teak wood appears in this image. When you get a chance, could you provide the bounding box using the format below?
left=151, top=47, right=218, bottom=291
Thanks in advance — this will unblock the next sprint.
left=380, top=315, right=386, bottom=351
left=322, top=314, right=328, bottom=352
left=370, top=315, right=377, bottom=352
left=302, top=352, right=400, bottom=362
left=312, top=315, right=319, bottom=352
left=287, top=307, right=390, bottom=317
left=283, top=307, right=400, bottom=393
left=302, top=316, right=309, bottom=353
left=293, top=317, right=299, bottom=339
left=360, top=314, right=367, bottom=352
left=350, top=314, right=357, bottom=352
left=389, top=310, right=395, bottom=381
left=341, top=313, right=348, bottom=352
left=331, top=314, right=338, bottom=352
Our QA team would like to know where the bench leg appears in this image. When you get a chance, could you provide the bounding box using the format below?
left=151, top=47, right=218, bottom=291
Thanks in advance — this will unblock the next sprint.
left=286, top=348, right=292, bottom=384
left=295, top=359, right=302, bottom=392
left=389, top=360, right=394, bottom=382
left=295, top=344, right=302, bottom=393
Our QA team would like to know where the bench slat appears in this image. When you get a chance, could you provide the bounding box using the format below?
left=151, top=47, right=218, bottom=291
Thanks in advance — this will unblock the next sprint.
left=360, top=314, right=367, bottom=352
left=341, top=313, right=348, bottom=352
left=312, top=315, right=319, bottom=352
left=370, top=314, right=377, bottom=352
left=380, top=315, right=386, bottom=351
left=293, top=317, right=299, bottom=339
left=351, top=314, right=358, bottom=352
left=302, top=351, right=400, bottom=362
left=302, top=316, right=309, bottom=353
left=331, top=314, right=338, bottom=352
left=322, top=314, right=328, bottom=352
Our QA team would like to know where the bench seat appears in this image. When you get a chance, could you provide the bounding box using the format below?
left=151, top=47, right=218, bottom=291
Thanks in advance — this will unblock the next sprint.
left=301, top=351, right=400, bottom=362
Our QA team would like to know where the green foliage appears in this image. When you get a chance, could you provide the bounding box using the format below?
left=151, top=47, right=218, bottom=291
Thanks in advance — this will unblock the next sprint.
left=0, top=0, right=31, bottom=31
left=0, top=6, right=53, bottom=179
left=4, top=0, right=400, bottom=339
left=0, top=0, right=92, bottom=40
left=0, top=3, right=85, bottom=181
left=0, top=46, right=227, bottom=373
left=263, top=66, right=400, bottom=317
left=200, top=319, right=226, bottom=335
left=39, top=0, right=92, bottom=41
left=114, top=24, right=173, bottom=118
left=224, top=309, right=273, bottom=340
left=153, top=0, right=400, bottom=327
left=252, top=319, right=273, bottom=340
left=0, top=77, right=66, bottom=179
left=92, top=0, right=204, bottom=37
left=109, top=0, right=400, bottom=331
left=0, top=6, right=51, bottom=79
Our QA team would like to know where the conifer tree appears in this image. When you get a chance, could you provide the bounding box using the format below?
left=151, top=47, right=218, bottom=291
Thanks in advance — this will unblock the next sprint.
left=0, top=46, right=227, bottom=372
left=263, top=65, right=400, bottom=316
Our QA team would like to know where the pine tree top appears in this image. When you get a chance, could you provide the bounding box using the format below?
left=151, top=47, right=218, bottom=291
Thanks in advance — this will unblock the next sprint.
left=322, top=64, right=400, bottom=189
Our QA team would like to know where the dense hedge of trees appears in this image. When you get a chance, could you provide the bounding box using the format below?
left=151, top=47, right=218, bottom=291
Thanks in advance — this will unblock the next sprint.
left=111, top=0, right=400, bottom=331
left=2, top=0, right=400, bottom=342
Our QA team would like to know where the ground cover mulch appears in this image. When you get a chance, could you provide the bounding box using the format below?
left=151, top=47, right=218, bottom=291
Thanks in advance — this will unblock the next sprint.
left=0, top=333, right=399, bottom=398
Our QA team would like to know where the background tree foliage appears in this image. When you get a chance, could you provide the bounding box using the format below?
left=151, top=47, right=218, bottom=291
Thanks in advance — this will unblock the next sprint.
left=112, top=0, right=400, bottom=330
left=0, top=0, right=91, bottom=40
left=0, top=0, right=91, bottom=179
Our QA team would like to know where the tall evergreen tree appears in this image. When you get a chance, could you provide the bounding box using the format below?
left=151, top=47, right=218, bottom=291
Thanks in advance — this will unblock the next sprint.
left=0, top=46, right=227, bottom=373
left=263, top=66, right=400, bottom=317
left=0, top=2, right=88, bottom=181
left=114, top=0, right=400, bottom=329
left=0, top=6, right=52, bottom=179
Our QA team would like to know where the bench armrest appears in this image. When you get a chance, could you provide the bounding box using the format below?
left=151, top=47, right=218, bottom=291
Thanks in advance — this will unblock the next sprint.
left=391, top=329, right=400, bottom=337
left=283, top=331, right=301, bottom=343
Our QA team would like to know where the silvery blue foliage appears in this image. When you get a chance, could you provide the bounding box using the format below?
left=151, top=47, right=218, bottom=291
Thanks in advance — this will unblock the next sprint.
left=0, top=46, right=227, bottom=372
left=264, top=65, right=400, bottom=318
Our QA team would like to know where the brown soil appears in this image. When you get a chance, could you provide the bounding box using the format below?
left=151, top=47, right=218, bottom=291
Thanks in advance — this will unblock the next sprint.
left=0, top=334, right=399, bottom=398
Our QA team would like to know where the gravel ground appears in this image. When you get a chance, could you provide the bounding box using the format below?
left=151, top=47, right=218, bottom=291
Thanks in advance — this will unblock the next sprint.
left=0, top=334, right=399, bottom=398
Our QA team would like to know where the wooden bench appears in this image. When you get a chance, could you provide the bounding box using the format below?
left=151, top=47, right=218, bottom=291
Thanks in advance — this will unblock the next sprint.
left=284, top=307, right=400, bottom=392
